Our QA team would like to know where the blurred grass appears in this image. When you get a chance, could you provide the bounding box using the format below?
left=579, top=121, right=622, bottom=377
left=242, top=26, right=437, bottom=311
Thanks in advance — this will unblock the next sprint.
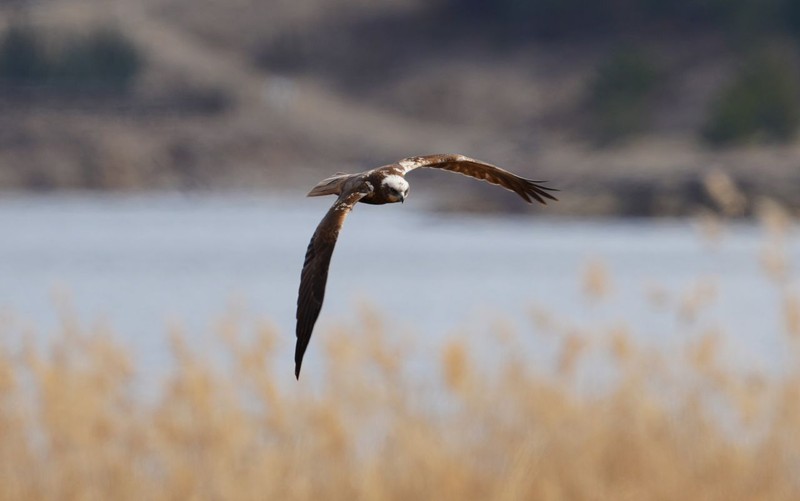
left=3, top=303, right=800, bottom=499
left=1, top=199, right=799, bottom=499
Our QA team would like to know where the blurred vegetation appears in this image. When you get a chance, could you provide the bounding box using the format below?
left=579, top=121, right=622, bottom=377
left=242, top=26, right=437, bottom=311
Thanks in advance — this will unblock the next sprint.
left=703, top=50, right=800, bottom=145
left=6, top=0, right=800, bottom=196
left=587, top=49, right=660, bottom=145
left=57, top=29, right=143, bottom=92
left=0, top=22, right=142, bottom=93
left=447, top=0, right=800, bottom=147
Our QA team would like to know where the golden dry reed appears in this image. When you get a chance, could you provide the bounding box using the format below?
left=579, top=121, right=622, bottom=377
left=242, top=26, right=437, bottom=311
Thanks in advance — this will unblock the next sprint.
left=0, top=305, right=798, bottom=499
left=703, top=168, right=748, bottom=217
left=1, top=203, right=799, bottom=500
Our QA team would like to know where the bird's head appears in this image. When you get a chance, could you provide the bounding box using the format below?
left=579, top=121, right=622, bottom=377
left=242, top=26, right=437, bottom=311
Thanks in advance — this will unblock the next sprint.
left=381, top=175, right=410, bottom=204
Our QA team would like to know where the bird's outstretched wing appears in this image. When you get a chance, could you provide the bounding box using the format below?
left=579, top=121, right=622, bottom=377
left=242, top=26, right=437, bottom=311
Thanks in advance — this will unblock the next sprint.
left=295, top=186, right=371, bottom=379
left=398, top=154, right=558, bottom=204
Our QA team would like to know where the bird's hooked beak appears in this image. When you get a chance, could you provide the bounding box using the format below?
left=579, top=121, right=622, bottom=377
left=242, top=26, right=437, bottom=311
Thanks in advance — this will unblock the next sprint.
left=400, top=193, right=406, bottom=204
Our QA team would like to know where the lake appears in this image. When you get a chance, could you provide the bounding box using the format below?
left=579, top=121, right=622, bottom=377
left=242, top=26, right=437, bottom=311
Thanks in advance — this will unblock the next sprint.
left=0, top=193, right=797, bottom=381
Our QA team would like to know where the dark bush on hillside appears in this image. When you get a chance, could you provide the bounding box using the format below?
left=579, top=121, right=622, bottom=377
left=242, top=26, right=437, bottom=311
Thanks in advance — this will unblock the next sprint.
left=702, top=51, right=800, bottom=145
left=452, top=0, right=613, bottom=38
left=0, top=23, right=143, bottom=93
left=0, top=24, right=49, bottom=83
left=58, top=29, right=143, bottom=91
left=256, top=31, right=316, bottom=73
left=448, top=0, right=800, bottom=40
left=784, top=1, right=800, bottom=38
left=587, top=50, right=659, bottom=145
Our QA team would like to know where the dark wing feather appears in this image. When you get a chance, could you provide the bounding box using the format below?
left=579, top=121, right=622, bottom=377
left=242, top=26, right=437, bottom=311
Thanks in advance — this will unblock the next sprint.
left=399, top=154, right=558, bottom=204
left=295, top=188, right=370, bottom=379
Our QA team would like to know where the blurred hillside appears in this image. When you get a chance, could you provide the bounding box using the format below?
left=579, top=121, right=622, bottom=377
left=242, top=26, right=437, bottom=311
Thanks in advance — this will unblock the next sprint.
left=2, top=0, right=800, bottom=215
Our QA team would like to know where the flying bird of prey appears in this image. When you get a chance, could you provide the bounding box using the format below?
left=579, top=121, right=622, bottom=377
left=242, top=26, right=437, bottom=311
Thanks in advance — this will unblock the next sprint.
left=294, top=154, right=557, bottom=378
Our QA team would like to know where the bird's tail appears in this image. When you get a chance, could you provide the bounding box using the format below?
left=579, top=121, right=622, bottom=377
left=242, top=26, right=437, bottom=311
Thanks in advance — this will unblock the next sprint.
left=307, top=173, right=350, bottom=197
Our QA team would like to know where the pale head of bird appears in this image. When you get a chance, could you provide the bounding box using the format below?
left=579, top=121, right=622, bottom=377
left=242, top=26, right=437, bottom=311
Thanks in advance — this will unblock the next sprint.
left=381, top=175, right=410, bottom=204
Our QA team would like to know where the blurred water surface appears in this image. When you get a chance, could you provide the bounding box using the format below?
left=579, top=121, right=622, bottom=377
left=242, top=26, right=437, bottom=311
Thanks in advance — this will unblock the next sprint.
left=0, top=194, right=797, bottom=380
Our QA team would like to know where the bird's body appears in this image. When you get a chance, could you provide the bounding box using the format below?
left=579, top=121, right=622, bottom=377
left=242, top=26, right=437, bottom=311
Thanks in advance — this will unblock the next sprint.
left=306, top=165, right=409, bottom=205
left=294, top=154, right=557, bottom=378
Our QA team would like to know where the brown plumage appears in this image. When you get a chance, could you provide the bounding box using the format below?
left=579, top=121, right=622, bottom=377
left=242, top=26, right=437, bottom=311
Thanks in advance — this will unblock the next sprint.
left=294, top=154, right=557, bottom=378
